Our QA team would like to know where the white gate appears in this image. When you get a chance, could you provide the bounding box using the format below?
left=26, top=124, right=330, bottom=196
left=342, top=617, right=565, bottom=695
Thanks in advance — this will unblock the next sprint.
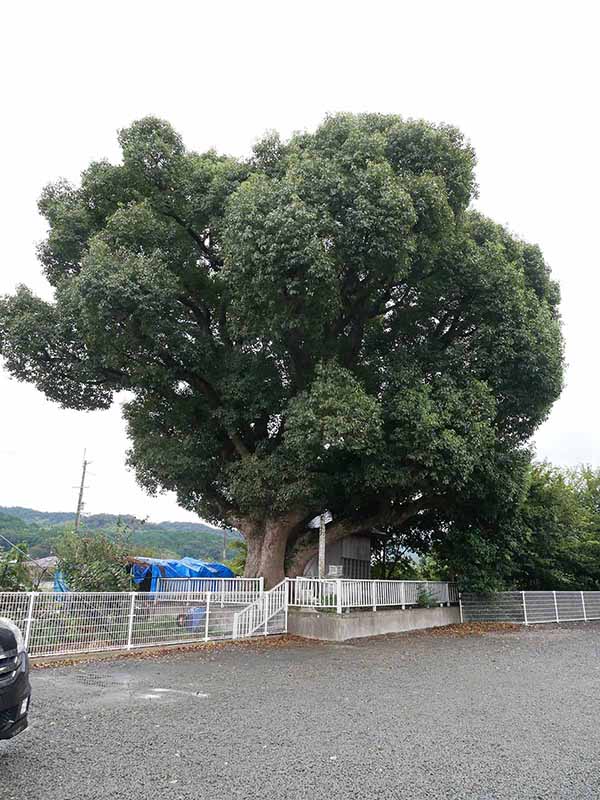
left=232, top=580, right=287, bottom=638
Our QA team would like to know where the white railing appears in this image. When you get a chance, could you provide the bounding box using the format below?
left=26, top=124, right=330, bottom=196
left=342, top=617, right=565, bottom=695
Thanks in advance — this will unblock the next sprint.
left=0, top=591, right=254, bottom=658
left=155, top=577, right=263, bottom=604
left=233, top=579, right=288, bottom=638
left=0, top=578, right=460, bottom=656
left=287, top=578, right=458, bottom=613
left=461, top=590, right=600, bottom=625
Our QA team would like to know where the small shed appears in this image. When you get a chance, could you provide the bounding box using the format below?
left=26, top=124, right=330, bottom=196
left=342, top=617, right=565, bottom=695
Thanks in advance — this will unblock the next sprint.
left=302, top=535, right=372, bottom=579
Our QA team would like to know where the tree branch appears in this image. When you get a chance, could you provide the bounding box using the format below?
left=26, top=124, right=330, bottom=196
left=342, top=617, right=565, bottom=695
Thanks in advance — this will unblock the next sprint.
left=156, top=348, right=251, bottom=458
left=161, top=209, right=223, bottom=269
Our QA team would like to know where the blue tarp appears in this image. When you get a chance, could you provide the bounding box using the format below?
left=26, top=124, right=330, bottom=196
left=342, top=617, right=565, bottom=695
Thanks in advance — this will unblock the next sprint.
left=53, top=570, right=70, bottom=593
left=53, top=557, right=234, bottom=593
left=130, top=556, right=234, bottom=592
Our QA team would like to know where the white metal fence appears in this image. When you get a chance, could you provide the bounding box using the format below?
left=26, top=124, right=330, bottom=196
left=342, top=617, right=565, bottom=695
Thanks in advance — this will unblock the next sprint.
left=0, top=591, right=249, bottom=658
left=155, top=577, right=263, bottom=604
left=0, top=578, right=459, bottom=657
left=460, top=590, right=600, bottom=625
left=287, top=578, right=458, bottom=613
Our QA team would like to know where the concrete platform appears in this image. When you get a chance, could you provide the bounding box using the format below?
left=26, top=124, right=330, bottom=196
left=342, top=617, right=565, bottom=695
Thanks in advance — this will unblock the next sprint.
left=288, top=605, right=461, bottom=641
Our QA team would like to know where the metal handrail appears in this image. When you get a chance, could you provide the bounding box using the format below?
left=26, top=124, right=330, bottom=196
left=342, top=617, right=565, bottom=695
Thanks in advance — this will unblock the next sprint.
left=233, top=579, right=287, bottom=638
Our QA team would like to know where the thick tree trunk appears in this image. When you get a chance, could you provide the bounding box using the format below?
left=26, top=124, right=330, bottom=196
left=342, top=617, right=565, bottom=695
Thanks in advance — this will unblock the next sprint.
left=286, top=537, right=319, bottom=578
left=242, top=512, right=306, bottom=587
left=243, top=529, right=264, bottom=579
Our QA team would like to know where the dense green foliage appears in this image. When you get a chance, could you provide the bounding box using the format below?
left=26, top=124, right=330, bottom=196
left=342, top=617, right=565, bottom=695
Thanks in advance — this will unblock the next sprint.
left=0, top=506, right=238, bottom=561
left=0, top=544, right=31, bottom=591
left=379, top=464, right=600, bottom=592
left=225, top=539, right=247, bottom=576
left=507, top=464, right=600, bottom=590
left=55, top=530, right=131, bottom=592
left=0, top=114, right=563, bottom=582
left=0, top=512, right=43, bottom=554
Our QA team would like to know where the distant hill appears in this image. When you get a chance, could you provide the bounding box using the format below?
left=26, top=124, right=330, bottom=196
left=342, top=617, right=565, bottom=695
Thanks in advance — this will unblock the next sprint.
left=0, top=506, right=241, bottom=561
left=0, top=506, right=221, bottom=534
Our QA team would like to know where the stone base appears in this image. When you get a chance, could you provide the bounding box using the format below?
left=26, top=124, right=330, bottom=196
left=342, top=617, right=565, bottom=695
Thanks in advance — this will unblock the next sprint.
left=288, top=605, right=461, bottom=641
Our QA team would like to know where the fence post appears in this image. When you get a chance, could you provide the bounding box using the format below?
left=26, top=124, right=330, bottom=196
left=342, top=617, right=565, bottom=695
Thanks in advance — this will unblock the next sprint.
left=232, top=611, right=239, bottom=640
left=553, top=590, right=559, bottom=623
left=371, top=581, right=377, bottom=612
left=126, top=592, right=135, bottom=650
left=401, top=581, right=406, bottom=610
left=336, top=579, right=342, bottom=614
left=581, top=591, right=587, bottom=622
left=522, top=591, right=528, bottom=625
left=284, top=580, right=289, bottom=633
left=459, top=592, right=463, bottom=624
left=24, top=592, right=36, bottom=651
left=205, top=592, right=211, bottom=642
left=264, top=592, right=268, bottom=636
left=221, top=580, right=225, bottom=608
left=259, top=577, right=264, bottom=596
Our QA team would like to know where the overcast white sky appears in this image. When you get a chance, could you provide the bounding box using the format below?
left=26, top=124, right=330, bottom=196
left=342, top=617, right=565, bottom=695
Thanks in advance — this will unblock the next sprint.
left=0, top=1, right=598, bottom=522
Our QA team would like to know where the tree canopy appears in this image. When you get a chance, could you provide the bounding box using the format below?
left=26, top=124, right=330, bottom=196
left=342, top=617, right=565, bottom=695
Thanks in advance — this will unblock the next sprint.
left=0, top=114, right=563, bottom=584
left=393, top=464, right=600, bottom=593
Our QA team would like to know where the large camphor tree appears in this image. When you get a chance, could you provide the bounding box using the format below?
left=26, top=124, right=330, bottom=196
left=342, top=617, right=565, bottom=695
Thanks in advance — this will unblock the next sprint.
left=0, top=114, right=563, bottom=586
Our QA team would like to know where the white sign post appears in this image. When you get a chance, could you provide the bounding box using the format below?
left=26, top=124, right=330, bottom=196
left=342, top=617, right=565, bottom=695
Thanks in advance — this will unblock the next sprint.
left=318, top=513, right=326, bottom=579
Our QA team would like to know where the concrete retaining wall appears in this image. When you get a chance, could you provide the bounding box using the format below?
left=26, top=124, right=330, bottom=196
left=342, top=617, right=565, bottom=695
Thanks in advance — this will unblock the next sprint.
left=288, top=605, right=461, bottom=641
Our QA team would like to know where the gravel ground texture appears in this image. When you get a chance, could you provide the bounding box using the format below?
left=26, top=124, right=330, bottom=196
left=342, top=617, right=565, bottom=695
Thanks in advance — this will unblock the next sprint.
left=2, top=622, right=600, bottom=800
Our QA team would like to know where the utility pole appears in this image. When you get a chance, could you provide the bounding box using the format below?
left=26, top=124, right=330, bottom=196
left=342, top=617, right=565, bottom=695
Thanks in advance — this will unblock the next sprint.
left=74, top=450, right=90, bottom=533
left=222, top=527, right=228, bottom=563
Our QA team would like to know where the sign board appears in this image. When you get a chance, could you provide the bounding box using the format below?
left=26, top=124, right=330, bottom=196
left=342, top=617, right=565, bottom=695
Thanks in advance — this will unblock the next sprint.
left=307, top=511, right=333, bottom=529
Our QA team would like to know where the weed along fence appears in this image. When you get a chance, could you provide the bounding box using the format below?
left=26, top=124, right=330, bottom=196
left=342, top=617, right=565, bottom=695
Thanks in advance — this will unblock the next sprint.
left=460, top=591, right=600, bottom=625
left=0, top=578, right=458, bottom=658
left=287, top=578, right=458, bottom=612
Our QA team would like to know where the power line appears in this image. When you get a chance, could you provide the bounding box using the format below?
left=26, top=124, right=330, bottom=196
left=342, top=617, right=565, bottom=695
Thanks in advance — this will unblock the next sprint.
left=0, top=533, right=30, bottom=561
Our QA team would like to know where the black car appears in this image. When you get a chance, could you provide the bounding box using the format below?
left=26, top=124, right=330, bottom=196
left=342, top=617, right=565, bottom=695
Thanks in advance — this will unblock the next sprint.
left=0, top=618, right=31, bottom=739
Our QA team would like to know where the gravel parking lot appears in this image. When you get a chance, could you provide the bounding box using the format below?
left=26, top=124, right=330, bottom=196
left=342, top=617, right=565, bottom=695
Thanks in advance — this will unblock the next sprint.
left=2, top=622, right=600, bottom=800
